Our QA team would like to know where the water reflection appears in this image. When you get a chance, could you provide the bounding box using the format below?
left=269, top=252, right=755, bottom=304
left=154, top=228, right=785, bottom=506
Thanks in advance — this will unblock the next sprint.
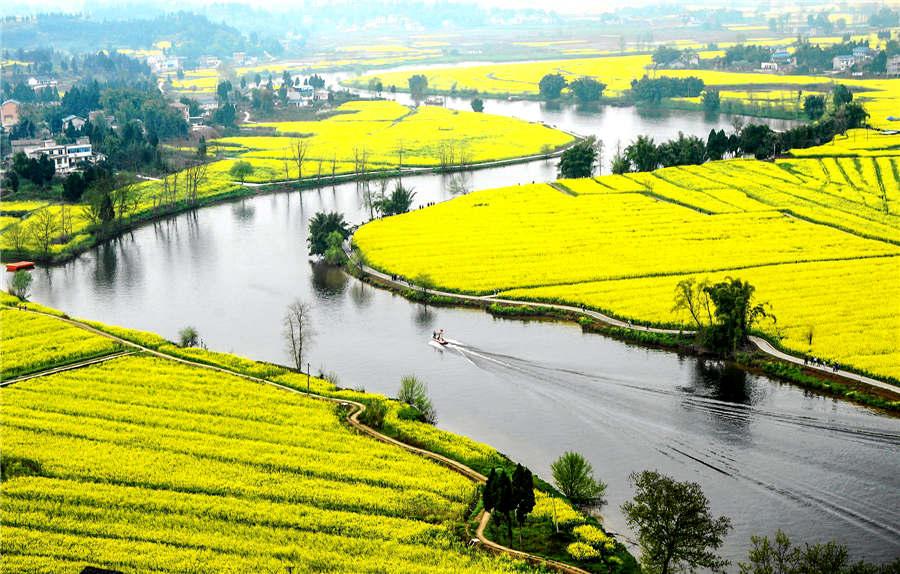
left=310, top=261, right=348, bottom=298
left=231, top=200, right=256, bottom=222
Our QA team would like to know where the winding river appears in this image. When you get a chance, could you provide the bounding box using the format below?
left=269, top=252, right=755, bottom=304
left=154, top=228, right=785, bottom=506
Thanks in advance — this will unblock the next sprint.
left=27, top=98, right=899, bottom=567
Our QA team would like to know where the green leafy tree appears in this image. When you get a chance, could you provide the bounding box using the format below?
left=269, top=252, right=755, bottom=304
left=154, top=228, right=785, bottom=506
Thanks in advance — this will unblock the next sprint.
left=512, top=464, right=536, bottom=529
left=483, top=468, right=499, bottom=513
left=569, top=77, right=606, bottom=103
left=408, top=74, right=428, bottom=104
left=8, top=270, right=33, bottom=300
left=178, top=326, right=199, bottom=348
left=703, top=277, right=771, bottom=354
left=470, top=97, right=484, bottom=112
left=803, top=94, right=826, bottom=120
left=323, top=231, right=348, bottom=265
left=702, top=89, right=721, bottom=113
left=307, top=211, right=350, bottom=256
left=832, top=84, right=853, bottom=107
left=551, top=451, right=606, bottom=504
left=625, top=135, right=659, bottom=172
left=622, top=470, right=732, bottom=574
left=197, top=136, right=207, bottom=158
left=229, top=160, right=254, bottom=184
left=739, top=530, right=899, bottom=574
left=538, top=73, right=567, bottom=100
left=396, top=374, right=436, bottom=424
left=494, top=470, right=516, bottom=543
left=377, top=184, right=416, bottom=216
left=557, top=138, right=597, bottom=179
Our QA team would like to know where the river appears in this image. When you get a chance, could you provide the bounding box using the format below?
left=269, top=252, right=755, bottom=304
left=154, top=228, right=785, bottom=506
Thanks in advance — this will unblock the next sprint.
left=27, top=96, right=899, bottom=567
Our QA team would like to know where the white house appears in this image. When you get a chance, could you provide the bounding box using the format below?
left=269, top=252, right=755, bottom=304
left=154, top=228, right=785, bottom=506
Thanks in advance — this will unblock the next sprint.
left=832, top=55, right=855, bottom=71
left=23, top=137, right=101, bottom=174
left=61, top=115, right=86, bottom=130
left=887, top=55, right=900, bottom=76
left=761, top=62, right=779, bottom=71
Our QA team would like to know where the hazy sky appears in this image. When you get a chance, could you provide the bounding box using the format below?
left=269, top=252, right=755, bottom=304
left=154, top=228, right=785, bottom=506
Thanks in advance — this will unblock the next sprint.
left=0, top=0, right=689, bottom=17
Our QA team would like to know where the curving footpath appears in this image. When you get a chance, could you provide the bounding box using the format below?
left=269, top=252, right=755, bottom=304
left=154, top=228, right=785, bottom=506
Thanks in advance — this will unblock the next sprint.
left=4, top=308, right=588, bottom=574
left=345, top=244, right=898, bottom=397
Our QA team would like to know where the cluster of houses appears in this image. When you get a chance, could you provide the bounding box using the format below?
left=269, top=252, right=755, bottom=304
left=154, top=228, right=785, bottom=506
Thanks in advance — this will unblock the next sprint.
left=2, top=99, right=104, bottom=173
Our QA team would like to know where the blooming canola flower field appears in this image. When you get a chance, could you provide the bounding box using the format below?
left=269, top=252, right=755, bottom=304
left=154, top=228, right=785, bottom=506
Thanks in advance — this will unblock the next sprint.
left=0, top=320, right=537, bottom=573
left=354, top=130, right=900, bottom=381
left=215, top=100, right=574, bottom=178
left=350, top=55, right=900, bottom=128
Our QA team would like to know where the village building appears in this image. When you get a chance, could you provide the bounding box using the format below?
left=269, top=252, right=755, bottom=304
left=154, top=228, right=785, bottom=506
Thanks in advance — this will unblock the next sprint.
left=832, top=55, right=855, bottom=72
left=1, top=99, right=21, bottom=128
left=61, top=115, right=86, bottom=130
left=887, top=55, right=900, bottom=76
left=22, top=137, right=102, bottom=174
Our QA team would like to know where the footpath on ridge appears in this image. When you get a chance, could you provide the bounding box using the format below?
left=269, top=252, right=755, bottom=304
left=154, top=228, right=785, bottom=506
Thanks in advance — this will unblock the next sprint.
left=3, top=308, right=590, bottom=574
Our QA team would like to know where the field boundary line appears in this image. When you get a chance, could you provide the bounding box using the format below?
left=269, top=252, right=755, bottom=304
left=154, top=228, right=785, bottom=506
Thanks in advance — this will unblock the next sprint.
left=0, top=350, right=136, bottom=387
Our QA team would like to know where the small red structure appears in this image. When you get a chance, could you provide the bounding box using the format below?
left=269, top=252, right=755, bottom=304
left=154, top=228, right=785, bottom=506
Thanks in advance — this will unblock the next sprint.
left=5, top=261, right=35, bottom=272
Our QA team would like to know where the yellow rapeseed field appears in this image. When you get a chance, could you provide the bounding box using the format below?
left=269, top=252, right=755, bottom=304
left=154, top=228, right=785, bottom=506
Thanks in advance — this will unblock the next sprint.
left=216, top=100, right=574, bottom=174
left=354, top=132, right=900, bottom=380
left=0, top=301, right=580, bottom=572
left=350, top=55, right=900, bottom=128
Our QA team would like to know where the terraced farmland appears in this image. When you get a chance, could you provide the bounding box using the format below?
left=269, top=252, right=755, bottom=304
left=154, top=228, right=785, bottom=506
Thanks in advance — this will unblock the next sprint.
left=0, top=350, right=530, bottom=573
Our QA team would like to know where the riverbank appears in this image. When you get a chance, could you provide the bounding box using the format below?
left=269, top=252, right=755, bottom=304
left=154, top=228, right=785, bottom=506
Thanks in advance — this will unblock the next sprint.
left=345, top=246, right=900, bottom=414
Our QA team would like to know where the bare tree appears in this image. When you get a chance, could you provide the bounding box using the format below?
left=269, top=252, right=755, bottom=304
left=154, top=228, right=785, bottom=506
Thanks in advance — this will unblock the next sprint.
left=396, top=140, right=406, bottom=181
left=5, top=222, right=28, bottom=255
left=27, top=208, right=59, bottom=257
left=457, top=141, right=471, bottom=169
left=58, top=204, right=73, bottom=240
left=183, top=161, right=209, bottom=205
left=283, top=300, right=314, bottom=370
left=331, top=153, right=338, bottom=183
left=111, top=176, right=141, bottom=222
left=291, top=138, right=310, bottom=181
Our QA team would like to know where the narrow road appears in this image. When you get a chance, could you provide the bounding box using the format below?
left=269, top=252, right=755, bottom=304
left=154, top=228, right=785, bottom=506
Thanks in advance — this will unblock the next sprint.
left=3, top=307, right=587, bottom=574
left=345, top=243, right=898, bottom=396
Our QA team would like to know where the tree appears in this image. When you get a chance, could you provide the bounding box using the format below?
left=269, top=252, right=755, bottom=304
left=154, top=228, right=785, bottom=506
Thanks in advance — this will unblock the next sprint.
left=832, top=84, right=853, bottom=107
left=706, top=129, right=729, bottom=161
left=672, top=278, right=713, bottom=330
left=376, top=183, right=416, bottom=216
left=291, top=138, right=310, bottom=181
left=702, top=89, right=721, bottom=113
left=323, top=231, right=347, bottom=265
left=494, top=470, right=516, bottom=543
left=8, top=270, right=32, bottom=300
left=229, top=160, right=254, bottom=184
left=408, top=74, right=428, bottom=105
left=178, top=326, right=199, bottom=348
left=803, top=94, right=826, bottom=120
left=625, top=135, right=659, bottom=172
left=569, top=77, right=605, bottom=103
left=283, top=300, right=313, bottom=370
left=483, top=469, right=499, bottom=513
left=557, top=138, right=597, bottom=179
left=3, top=171, right=19, bottom=194
left=26, top=208, right=59, bottom=257
left=197, top=136, right=207, bottom=158
left=551, top=451, right=606, bottom=504
left=307, top=211, right=350, bottom=256
left=703, top=277, right=771, bottom=354
left=739, top=530, right=899, bottom=574
left=62, top=172, right=87, bottom=202
left=611, top=144, right=630, bottom=174
left=470, top=97, right=484, bottom=112
left=539, top=73, right=567, bottom=100
left=396, top=375, right=436, bottom=424
left=512, top=464, right=536, bottom=529
left=622, top=470, right=732, bottom=574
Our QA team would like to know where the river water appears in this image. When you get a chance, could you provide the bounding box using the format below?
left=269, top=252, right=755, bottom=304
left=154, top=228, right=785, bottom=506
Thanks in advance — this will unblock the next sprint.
left=27, top=97, right=899, bottom=567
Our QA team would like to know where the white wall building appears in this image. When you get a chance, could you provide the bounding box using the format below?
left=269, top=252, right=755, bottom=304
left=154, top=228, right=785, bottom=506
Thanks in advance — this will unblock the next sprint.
left=23, top=137, right=101, bottom=174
